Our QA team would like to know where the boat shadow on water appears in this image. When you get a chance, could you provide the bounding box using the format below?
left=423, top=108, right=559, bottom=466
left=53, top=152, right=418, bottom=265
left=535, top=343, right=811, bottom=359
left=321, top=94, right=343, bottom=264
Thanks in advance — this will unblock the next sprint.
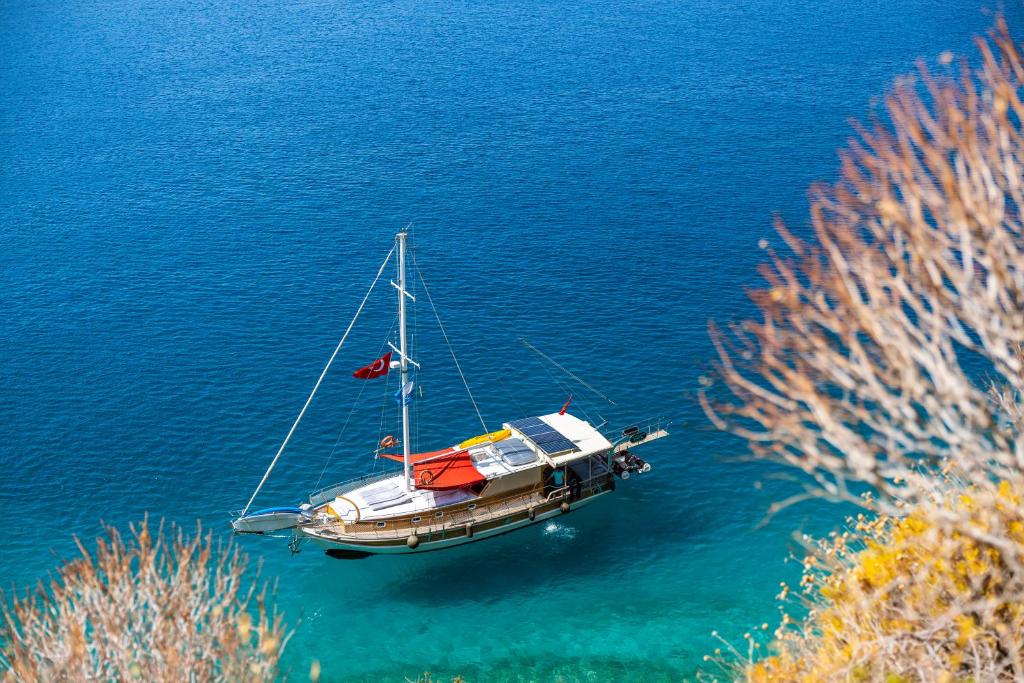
left=326, top=504, right=667, bottom=607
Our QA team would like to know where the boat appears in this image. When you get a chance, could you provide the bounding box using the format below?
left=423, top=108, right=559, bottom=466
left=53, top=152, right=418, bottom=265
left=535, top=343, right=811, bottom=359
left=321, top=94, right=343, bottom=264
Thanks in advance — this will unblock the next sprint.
left=231, top=231, right=668, bottom=557
left=231, top=506, right=311, bottom=534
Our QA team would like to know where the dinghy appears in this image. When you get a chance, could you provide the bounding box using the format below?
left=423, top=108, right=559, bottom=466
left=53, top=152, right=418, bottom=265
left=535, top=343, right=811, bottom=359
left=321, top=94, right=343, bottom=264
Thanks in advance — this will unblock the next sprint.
left=232, top=506, right=311, bottom=534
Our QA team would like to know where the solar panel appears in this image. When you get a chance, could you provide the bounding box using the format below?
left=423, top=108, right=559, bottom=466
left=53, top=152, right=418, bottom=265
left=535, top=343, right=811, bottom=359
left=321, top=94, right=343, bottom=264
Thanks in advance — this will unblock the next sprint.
left=534, top=433, right=568, bottom=445
left=533, top=435, right=577, bottom=455
left=509, top=417, right=545, bottom=430
left=532, top=432, right=571, bottom=446
left=508, top=416, right=579, bottom=455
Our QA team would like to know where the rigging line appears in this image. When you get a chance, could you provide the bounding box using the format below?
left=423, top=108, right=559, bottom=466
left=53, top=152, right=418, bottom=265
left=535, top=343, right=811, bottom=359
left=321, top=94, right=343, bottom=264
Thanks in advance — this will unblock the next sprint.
left=314, top=371, right=370, bottom=490
left=313, top=315, right=398, bottom=491
left=374, top=354, right=395, bottom=475
left=535, top=355, right=595, bottom=423
left=518, top=338, right=617, bottom=405
left=411, top=255, right=489, bottom=433
left=241, top=246, right=396, bottom=516
left=521, top=343, right=578, bottom=414
left=496, top=371, right=528, bottom=418
left=410, top=243, right=421, bottom=452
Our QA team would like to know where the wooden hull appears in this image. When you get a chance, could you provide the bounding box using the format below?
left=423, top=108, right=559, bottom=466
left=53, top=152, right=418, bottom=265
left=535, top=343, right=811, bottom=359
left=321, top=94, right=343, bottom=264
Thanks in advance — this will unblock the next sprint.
left=300, top=488, right=609, bottom=555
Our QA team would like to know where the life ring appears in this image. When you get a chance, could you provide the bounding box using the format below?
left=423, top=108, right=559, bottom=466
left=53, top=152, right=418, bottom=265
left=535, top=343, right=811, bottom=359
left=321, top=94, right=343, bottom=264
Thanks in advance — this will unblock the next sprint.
left=380, top=435, right=397, bottom=449
left=418, top=470, right=434, bottom=486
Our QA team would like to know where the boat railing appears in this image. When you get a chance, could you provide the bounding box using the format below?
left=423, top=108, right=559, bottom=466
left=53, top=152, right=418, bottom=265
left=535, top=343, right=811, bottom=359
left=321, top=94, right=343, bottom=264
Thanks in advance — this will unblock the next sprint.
left=307, top=470, right=397, bottom=507
left=546, top=471, right=611, bottom=502
left=602, top=414, right=668, bottom=437
left=545, top=486, right=568, bottom=502
left=487, top=490, right=539, bottom=518
left=607, top=416, right=671, bottom=456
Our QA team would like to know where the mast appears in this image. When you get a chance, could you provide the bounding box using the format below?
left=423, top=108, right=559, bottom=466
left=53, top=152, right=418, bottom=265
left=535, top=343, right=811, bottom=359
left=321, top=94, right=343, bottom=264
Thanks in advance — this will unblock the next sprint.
left=397, top=231, right=413, bottom=492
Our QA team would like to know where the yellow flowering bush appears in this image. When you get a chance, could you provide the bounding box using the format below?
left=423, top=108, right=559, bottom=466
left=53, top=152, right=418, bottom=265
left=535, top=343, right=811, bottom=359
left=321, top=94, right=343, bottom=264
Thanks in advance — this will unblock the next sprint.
left=700, top=16, right=1024, bottom=683
left=725, top=480, right=1024, bottom=681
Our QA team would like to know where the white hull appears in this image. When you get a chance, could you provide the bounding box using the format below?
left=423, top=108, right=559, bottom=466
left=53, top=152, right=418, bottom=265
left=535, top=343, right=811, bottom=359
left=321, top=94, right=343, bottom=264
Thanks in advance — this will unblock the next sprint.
left=232, top=509, right=310, bottom=534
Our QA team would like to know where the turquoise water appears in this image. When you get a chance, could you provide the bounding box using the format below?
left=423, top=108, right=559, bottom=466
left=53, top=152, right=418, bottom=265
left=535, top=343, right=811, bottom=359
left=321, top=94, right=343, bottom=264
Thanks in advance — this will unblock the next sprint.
left=2, top=1, right=1018, bottom=680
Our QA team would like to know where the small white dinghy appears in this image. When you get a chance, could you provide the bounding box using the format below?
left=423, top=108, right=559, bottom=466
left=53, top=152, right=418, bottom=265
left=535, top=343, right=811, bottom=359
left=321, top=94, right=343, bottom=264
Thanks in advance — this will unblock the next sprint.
left=231, top=505, right=312, bottom=534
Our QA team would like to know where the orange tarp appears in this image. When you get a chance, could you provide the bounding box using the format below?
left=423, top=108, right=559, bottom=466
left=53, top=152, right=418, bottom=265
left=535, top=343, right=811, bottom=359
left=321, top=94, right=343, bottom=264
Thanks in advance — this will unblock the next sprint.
left=379, top=448, right=486, bottom=490
left=413, top=450, right=485, bottom=490
left=379, top=447, right=456, bottom=464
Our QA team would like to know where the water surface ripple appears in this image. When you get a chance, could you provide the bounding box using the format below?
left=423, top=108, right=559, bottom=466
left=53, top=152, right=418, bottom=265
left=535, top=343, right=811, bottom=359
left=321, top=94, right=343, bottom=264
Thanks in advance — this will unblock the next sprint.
left=1, top=1, right=1014, bottom=679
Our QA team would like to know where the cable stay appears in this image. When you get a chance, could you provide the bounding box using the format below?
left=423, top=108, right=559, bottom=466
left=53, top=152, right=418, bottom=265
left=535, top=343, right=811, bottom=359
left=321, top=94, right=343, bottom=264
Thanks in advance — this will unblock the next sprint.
left=240, top=246, right=396, bottom=516
left=534, top=357, right=597, bottom=424
left=412, top=253, right=488, bottom=433
left=518, top=337, right=618, bottom=406
left=312, top=314, right=398, bottom=492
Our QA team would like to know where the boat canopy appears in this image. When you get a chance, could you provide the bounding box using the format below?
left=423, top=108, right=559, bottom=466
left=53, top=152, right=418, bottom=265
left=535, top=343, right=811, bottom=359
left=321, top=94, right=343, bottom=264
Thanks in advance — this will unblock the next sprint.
left=379, top=447, right=457, bottom=464
left=413, top=449, right=485, bottom=490
left=379, top=448, right=485, bottom=490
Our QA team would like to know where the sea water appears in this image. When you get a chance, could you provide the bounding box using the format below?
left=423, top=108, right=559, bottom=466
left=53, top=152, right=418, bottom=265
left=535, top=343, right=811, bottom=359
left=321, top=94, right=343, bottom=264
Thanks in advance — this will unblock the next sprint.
left=1, top=1, right=1016, bottom=680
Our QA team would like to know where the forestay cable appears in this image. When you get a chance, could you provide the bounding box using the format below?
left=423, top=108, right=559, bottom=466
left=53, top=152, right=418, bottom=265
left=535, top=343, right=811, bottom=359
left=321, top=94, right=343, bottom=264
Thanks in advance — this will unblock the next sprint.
left=241, top=246, right=395, bottom=516
left=312, top=314, right=397, bottom=492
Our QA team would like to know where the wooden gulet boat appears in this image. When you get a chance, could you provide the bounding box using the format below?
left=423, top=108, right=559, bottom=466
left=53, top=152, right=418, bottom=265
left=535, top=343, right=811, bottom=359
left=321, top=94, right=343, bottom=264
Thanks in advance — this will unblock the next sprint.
left=231, top=231, right=668, bottom=557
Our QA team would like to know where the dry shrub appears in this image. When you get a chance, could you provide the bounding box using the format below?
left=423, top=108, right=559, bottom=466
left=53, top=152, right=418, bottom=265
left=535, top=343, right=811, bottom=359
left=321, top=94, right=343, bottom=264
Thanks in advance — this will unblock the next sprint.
left=0, top=518, right=288, bottom=682
left=701, top=17, right=1024, bottom=682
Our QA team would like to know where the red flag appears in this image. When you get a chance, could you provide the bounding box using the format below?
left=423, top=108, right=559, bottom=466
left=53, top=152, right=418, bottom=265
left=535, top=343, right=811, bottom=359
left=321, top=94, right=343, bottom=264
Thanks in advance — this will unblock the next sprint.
left=559, top=394, right=573, bottom=415
left=353, top=351, right=392, bottom=379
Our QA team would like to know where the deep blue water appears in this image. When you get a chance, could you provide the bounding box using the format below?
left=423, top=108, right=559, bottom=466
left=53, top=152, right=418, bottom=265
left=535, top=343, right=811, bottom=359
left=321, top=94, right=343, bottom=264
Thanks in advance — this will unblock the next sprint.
left=2, top=1, right=1019, bottom=680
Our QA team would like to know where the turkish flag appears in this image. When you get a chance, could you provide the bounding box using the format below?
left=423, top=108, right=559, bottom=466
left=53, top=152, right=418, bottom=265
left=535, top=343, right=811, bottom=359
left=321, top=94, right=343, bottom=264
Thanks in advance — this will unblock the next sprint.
left=353, top=351, right=392, bottom=379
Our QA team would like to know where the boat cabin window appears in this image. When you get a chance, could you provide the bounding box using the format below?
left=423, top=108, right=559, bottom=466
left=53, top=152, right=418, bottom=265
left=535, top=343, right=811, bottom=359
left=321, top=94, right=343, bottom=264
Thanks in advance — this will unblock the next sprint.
left=411, top=516, right=422, bottom=523
left=376, top=521, right=386, bottom=528
left=467, top=503, right=477, bottom=511
left=435, top=511, right=444, bottom=518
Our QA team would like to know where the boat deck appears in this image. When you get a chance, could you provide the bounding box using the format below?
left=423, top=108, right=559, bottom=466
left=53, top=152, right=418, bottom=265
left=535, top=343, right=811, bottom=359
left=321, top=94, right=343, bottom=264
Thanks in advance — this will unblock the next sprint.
left=324, top=441, right=546, bottom=523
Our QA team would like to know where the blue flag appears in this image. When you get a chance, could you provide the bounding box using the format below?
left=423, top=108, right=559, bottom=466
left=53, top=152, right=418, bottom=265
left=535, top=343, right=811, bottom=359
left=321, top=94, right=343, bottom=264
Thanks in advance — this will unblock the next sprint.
left=395, top=375, right=415, bottom=405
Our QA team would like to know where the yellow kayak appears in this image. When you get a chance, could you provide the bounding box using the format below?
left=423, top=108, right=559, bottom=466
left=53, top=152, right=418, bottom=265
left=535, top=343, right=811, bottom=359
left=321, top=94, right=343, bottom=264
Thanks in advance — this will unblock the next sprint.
left=458, top=429, right=511, bottom=449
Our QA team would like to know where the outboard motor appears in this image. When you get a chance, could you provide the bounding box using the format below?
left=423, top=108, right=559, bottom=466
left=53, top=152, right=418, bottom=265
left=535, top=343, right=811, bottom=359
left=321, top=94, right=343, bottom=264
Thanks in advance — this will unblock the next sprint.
left=612, top=448, right=651, bottom=480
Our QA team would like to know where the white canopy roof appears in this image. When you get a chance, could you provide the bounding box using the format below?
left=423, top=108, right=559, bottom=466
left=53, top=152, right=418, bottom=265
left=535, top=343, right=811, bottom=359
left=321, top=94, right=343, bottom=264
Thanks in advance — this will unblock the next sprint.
left=505, top=412, right=612, bottom=466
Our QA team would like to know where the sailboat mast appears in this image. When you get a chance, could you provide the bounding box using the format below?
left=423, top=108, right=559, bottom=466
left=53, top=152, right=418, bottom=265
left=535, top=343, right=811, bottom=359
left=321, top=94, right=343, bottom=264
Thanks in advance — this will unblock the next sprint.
left=397, top=231, right=413, bottom=492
